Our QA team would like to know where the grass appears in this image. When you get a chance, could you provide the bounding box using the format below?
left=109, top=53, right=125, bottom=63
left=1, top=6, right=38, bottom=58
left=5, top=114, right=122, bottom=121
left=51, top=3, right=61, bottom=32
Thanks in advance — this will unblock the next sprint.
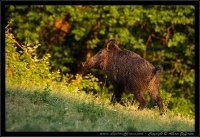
left=5, top=82, right=194, bottom=132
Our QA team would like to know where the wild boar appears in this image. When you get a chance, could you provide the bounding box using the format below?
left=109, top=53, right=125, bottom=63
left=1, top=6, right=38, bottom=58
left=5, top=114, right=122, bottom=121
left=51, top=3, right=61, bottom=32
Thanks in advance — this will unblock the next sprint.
left=82, top=39, right=165, bottom=115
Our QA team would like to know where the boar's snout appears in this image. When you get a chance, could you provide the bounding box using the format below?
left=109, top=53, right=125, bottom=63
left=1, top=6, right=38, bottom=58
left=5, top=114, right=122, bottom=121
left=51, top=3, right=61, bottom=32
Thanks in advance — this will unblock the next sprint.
left=82, top=58, right=96, bottom=69
left=82, top=61, right=91, bottom=68
left=82, top=61, right=87, bottom=67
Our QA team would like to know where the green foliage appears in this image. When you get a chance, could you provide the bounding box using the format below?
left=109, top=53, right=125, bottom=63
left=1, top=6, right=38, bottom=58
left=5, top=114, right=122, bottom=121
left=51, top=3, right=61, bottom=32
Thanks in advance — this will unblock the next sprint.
left=5, top=24, right=61, bottom=85
left=5, top=5, right=195, bottom=116
left=81, top=74, right=102, bottom=94
left=6, top=24, right=104, bottom=98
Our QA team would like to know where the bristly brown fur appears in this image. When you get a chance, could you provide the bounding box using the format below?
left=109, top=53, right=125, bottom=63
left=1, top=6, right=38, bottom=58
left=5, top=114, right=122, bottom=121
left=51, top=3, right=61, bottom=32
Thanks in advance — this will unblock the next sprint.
left=82, top=39, right=165, bottom=115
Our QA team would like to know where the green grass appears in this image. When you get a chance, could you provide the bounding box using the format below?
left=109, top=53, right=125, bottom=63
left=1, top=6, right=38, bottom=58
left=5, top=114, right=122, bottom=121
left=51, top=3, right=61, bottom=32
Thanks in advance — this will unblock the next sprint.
left=6, top=84, right=194, bottom=132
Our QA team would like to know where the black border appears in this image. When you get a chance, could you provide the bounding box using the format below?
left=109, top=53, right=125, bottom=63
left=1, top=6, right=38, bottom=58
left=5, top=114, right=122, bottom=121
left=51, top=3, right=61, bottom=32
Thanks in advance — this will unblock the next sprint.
left=1, top=0, right=199, bottom=136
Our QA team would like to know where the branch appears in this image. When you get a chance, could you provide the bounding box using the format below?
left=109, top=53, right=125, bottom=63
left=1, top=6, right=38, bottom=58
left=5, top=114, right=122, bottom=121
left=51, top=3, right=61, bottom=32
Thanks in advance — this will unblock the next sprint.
left=146, top=24, right=175, bottom=46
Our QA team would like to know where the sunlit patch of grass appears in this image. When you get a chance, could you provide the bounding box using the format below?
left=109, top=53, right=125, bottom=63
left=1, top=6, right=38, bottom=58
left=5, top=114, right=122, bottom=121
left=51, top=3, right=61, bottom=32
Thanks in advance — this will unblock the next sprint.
left=6, top=82, right=194, bottom=132
left=6, top=73, right=194, bottom=132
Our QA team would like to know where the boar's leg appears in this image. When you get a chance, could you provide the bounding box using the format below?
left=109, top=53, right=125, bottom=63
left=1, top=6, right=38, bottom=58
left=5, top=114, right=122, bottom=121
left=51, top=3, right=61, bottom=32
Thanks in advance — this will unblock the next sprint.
left=134, top=90, right=147, bottom=110
left=148, top=76, right=165, bottom=115
left=149, top=89, right=165, bottom=115
left=157, top=97, right=165, bottom=115
left=111, top=84, right=124, bottom=104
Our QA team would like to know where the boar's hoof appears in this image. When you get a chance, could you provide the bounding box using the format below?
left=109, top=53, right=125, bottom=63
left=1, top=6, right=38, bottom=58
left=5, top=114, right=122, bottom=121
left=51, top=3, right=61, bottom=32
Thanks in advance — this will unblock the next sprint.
left=138, top=106, right=145, bottom=111
left=160, top=110, right=166, bottom=116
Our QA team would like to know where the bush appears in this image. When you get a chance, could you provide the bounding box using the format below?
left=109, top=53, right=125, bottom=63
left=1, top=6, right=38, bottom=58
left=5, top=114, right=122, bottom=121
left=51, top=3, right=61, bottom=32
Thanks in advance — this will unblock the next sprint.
left=5, top=23, right=61, bottom=85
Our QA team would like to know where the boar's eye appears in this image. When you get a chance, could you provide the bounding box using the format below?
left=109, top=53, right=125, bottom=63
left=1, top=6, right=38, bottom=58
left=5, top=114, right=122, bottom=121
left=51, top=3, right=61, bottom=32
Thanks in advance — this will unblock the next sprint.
left=99, top=51, right=102, bottom=54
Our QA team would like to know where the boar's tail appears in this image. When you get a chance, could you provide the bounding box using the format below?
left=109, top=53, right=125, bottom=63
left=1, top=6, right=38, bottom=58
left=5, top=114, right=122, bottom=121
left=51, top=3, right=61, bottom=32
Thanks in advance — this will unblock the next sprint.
left=154, top=65, right=163, bottom=75
left=150, top=65, right=163, bottom=82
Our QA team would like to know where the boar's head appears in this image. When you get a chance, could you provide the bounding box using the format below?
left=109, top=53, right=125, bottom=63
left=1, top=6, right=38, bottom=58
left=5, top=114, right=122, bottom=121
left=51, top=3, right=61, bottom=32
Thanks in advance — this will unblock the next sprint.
left=82, top=39, right=119, bottom=70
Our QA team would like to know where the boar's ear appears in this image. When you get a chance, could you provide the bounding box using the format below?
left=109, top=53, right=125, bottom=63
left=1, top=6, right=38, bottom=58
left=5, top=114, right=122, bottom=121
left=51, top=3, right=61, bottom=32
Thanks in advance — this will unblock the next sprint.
left=106, top=39, right=119, bottom=51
